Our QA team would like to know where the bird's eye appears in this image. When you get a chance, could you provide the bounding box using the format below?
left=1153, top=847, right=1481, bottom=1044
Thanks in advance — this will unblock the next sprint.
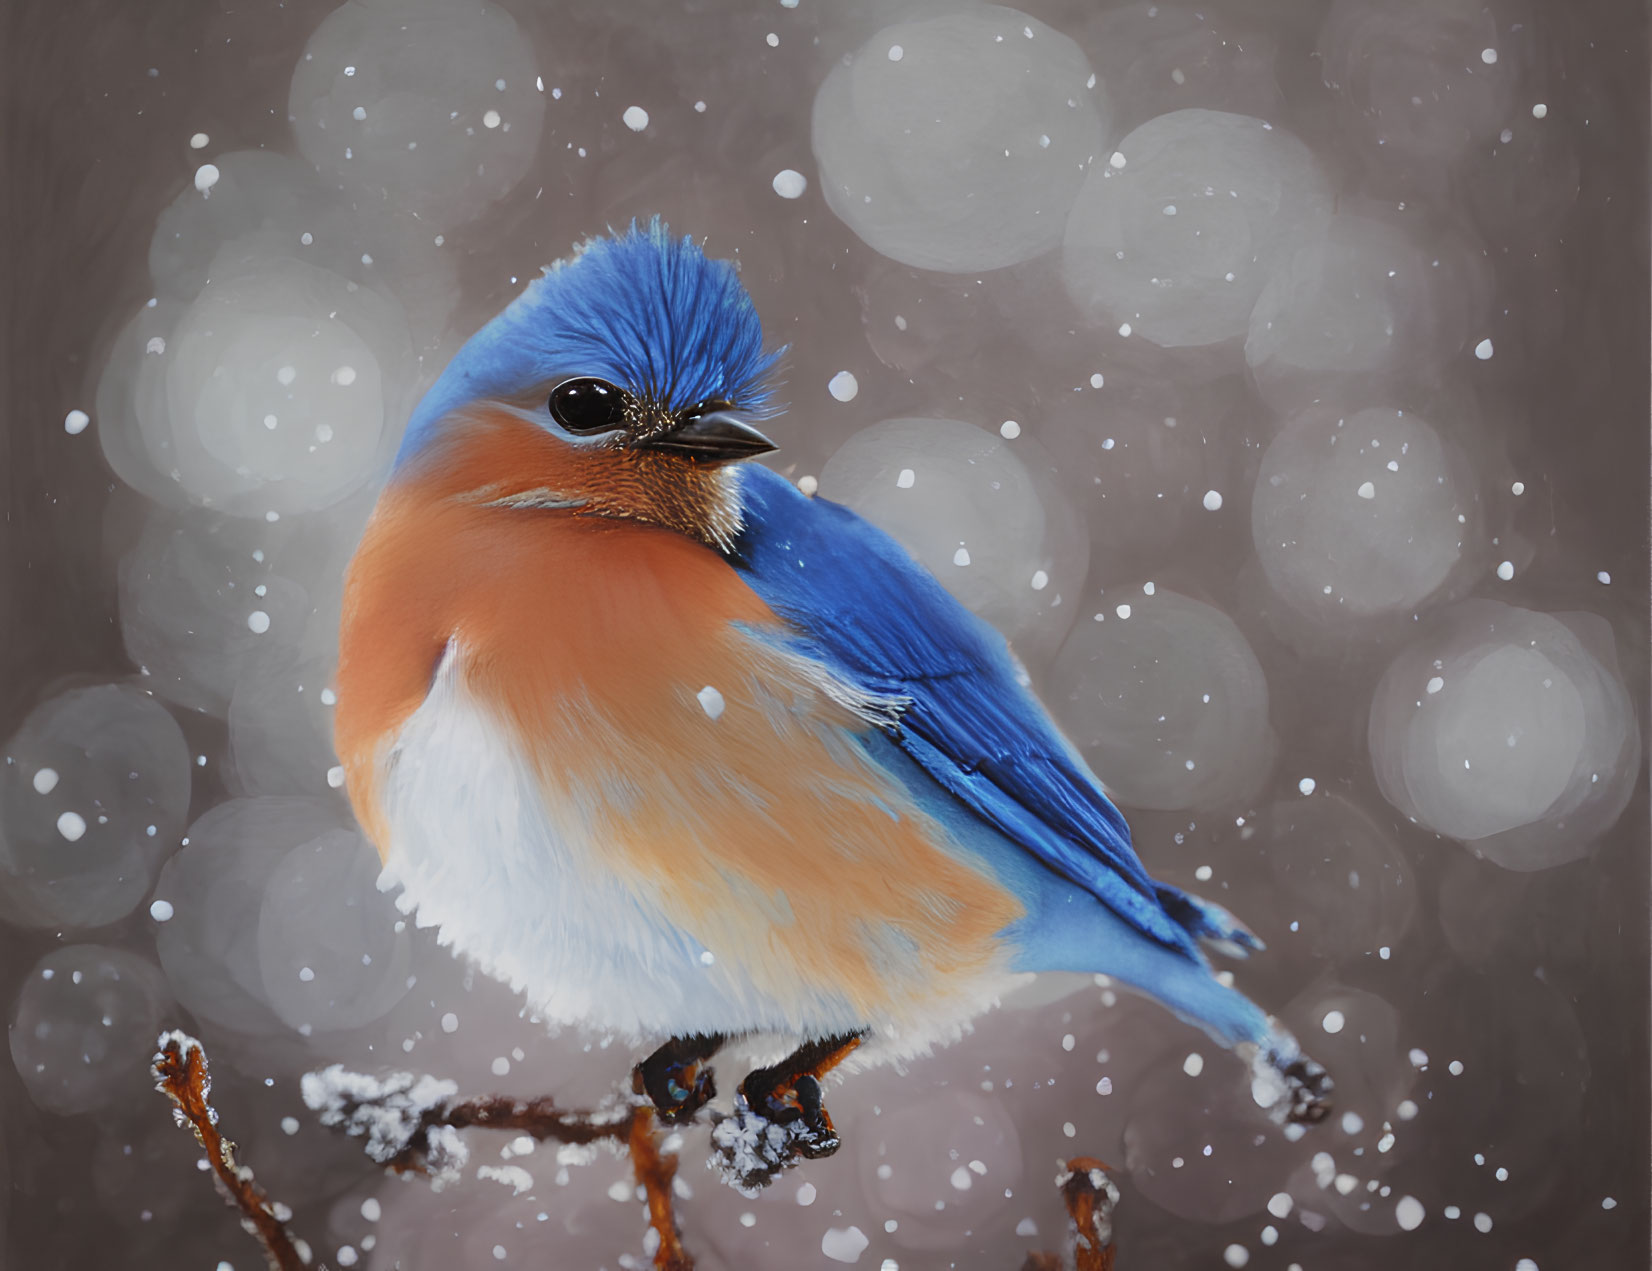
left=549, top=378, right=628, bottom=434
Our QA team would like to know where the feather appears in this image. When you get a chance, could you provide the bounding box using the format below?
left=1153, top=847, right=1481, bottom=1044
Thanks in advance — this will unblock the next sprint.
left=726, top=463, right=1240, bottom=960
left=398, top=219, right=785, bottom=463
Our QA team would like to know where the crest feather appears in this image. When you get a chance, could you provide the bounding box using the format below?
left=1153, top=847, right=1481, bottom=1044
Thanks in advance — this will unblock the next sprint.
left=515, top=219, right=785, bottom=414
left=398, top=218, right=785, bottom=464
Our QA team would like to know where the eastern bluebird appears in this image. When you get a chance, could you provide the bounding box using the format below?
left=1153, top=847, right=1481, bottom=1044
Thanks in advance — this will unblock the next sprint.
left=334, top=221, right=1328, bottom=1184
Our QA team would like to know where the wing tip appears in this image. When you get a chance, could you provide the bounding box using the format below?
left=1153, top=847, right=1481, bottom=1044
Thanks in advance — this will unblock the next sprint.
left=1155, top=885, right=1265, bottom=957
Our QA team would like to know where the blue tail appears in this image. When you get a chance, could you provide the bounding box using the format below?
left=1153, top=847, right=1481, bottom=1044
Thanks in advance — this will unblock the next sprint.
left=1009, top=875, right=1270, bottom=1049
left=1008, top=876, right=1330, bottom=1124
left=861, top=732, right=1332, bottom=1124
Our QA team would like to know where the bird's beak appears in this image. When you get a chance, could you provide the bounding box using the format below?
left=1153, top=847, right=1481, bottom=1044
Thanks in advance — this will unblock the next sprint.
left=639, top=411, right=778, bottom=462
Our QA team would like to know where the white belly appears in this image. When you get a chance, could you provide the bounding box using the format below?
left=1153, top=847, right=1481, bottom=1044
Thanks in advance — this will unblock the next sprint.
left=376, top=645, right=880, bottom=1042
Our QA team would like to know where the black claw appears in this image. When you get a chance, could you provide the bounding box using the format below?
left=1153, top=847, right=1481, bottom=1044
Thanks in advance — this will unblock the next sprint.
left=738, top=1065, right=842, bottom=1157
left=707, top=1079, right=841, bottom=1195
left=708, top=1033, right=862, bottom=1193
left=789, top=1075, right=841, bottom=1159
left=633, top=1033, right=724, bottom=1123
left=656, top=1059, right=717, bottom=1124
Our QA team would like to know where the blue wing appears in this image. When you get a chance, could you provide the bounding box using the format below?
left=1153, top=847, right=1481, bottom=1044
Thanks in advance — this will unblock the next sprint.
left=727, top=465, right=1254, bottom=960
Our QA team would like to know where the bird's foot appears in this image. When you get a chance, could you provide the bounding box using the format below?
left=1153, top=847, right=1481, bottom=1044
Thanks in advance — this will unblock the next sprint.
left=708, top=1076, right=838, bottom=1195
left=632, top=1033, right=724, bottom=1125
left=708, top=1032, right=864, bottom=1194
left=742, top=1070, right=842, bottom=1158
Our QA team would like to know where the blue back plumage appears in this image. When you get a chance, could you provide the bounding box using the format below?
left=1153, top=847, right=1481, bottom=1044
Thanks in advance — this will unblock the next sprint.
left=727, top=464, right=1237, bottom=960
left=397, top=220, right=785, bottom=464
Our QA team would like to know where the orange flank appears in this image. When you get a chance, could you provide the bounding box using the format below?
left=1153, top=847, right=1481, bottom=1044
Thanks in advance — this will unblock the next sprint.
left=335, top=408, right=1022, bottom=1022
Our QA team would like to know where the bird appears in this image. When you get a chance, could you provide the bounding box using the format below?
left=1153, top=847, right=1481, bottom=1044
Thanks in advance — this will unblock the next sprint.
left=333, top=219, right=1328, bottom=1190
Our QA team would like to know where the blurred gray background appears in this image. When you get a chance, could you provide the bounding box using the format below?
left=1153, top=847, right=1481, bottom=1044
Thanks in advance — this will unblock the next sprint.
left=1, top=0, right=1647, bottom=1268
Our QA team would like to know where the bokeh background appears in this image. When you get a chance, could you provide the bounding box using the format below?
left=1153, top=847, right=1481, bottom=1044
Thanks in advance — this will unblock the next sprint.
left=2, top=0, right=1647, bottom=1267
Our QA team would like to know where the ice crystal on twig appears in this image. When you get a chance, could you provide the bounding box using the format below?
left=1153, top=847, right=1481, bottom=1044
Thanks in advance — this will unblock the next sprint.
left=707, top=1095, right=819, bottom=1196
left=300, top=1064, right=466, bottom=1181
left=305, top=1061, right=689, bottom=1268
left=707, top=1100, right=793, bottom=1196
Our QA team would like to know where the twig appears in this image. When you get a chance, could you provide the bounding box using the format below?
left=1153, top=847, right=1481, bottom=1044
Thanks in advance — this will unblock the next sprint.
left=410, top=1096, right=691, bottom=1270
left=156, top=1038, right=1107, bottom=1271
left=397, top=1091, right=634, bottom=1164
left=628, top=1107, right=693, bottom=1271
left=1060, top=1157, right=1120, bottom=1271
left=151, top=1030, right=322, bottom=1271
left=1023, top=1157, right=1119, bottom=1271
left=303, top=1063, right=693, bottom=1269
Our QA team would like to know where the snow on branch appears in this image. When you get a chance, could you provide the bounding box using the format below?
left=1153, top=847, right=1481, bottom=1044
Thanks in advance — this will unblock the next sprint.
left=1059, top=1156, right=1121, bottom=1271
left=1022, top=1157, right=1120, bottom=1271
left=302, top=1061, right=688, bottom=1270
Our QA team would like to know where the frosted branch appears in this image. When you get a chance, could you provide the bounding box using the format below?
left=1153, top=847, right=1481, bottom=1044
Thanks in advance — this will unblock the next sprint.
left=151, top=1030, right=321, bottom=1271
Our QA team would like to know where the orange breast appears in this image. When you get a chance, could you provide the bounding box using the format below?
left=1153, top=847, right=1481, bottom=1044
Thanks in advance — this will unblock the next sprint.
left=335, top=414, right=1022, bottom=1019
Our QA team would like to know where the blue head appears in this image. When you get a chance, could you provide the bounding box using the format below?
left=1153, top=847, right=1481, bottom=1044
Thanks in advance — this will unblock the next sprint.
left=395, top=219, right=787, bottom=468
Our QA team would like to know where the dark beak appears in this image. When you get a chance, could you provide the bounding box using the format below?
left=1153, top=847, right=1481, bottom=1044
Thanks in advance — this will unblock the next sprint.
left=640, top=411, right=778, bottom=462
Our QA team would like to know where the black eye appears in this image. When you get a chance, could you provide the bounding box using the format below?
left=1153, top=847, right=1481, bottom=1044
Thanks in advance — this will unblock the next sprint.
left=549, top=378, right=628, bottom=434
